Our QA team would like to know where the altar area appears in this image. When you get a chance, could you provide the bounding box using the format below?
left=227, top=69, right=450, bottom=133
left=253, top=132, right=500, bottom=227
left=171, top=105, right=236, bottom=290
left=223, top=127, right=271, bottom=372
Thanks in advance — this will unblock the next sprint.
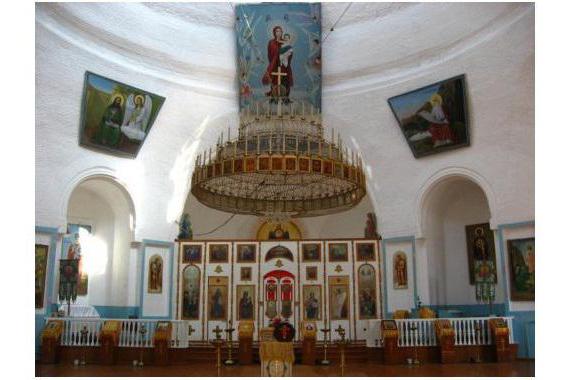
left=40, top=239, right=518, bottom=369
left=175, top=238, right=382, bottom=343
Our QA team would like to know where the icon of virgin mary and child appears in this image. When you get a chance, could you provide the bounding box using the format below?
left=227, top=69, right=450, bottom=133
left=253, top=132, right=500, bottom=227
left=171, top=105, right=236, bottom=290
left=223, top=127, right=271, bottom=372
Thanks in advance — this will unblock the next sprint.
left=262, top=26, right=294, bottom=103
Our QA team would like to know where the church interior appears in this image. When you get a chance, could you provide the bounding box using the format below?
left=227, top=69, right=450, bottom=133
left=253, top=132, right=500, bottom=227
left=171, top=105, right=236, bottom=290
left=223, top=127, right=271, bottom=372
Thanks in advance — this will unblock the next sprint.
left=33, top=1, right=537, bottom=377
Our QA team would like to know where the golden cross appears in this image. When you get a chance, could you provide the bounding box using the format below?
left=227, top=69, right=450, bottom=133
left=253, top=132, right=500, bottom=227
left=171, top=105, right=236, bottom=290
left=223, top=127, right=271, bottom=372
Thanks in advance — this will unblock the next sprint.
left=335, top=325, right=346, bottom=340
left=213, top=325, right=223, bottom=340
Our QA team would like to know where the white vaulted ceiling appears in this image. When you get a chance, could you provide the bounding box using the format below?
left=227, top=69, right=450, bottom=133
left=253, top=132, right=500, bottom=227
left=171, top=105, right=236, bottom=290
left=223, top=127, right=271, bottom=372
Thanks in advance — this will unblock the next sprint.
left=35, top=2, right=534, bottom=240
left=37, top=2, right=529, bottom=97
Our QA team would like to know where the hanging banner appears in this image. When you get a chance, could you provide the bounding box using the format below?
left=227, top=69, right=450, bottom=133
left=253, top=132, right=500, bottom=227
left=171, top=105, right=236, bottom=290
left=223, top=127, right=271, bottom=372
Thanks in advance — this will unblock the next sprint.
left=235, top=3, right=322, bottom=115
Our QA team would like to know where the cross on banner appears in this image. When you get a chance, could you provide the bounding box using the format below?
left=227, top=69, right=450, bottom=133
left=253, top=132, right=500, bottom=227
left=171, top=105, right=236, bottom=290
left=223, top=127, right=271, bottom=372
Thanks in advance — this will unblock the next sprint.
left=188, top=325, right=196, bottom=336
left=271, top=66, right=288, bottom=98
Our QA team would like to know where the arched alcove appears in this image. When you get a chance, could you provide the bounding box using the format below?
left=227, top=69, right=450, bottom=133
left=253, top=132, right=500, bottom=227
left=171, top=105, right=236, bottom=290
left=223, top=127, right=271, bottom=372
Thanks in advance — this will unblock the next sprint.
left=66, top=176, right=136, bottom=310
left=420, top=176, right=504, bottom=311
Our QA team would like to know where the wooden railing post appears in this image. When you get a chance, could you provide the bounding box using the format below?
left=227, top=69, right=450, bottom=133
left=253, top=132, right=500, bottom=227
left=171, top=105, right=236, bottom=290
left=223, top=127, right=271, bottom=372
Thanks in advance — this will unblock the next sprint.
left=40, top=320, right=64, bottom=364
left=300, top=321, right=317, bottom=365
left=99, top=321, right=121, bottom=365
left=153, top=322, right=172, bottom=366
left=381, top=320, right=400, bottom=364
left=434, top=319, right=456, bottom=363
left=238, top=321, right=255, bottom=364
left=489, top=318, right=514, bottom=362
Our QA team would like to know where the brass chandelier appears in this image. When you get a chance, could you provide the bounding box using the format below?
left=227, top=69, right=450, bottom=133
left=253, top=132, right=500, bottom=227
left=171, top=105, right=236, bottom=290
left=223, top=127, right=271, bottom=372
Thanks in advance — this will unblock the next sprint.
left=190, top=3, right=366, bottom=219
left=191, top=102, right=366, bottom=218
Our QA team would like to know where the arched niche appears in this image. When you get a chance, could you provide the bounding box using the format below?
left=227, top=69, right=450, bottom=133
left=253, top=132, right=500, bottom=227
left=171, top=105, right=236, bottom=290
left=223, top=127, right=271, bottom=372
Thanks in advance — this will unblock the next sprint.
left=418, top=173, right=504, bottom=310
left=65, top=175, right=136, bottom=311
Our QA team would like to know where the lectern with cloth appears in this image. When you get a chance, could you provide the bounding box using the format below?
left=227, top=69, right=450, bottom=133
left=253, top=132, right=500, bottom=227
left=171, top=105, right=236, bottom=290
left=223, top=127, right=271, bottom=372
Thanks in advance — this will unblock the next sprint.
left=259, top=341, right=295, bottom=376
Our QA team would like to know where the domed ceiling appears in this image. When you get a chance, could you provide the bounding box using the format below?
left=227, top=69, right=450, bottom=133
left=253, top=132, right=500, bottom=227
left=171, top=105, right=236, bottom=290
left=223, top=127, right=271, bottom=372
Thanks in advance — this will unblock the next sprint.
left=35, top=2, right=534, bottom=239
left=36, top=2, right=529, bottom=97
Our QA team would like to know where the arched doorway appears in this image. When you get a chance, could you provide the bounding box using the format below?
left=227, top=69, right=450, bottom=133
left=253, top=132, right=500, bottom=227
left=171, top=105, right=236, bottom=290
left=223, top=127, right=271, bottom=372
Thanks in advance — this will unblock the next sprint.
left=419, top=175, right=504, bottom=314
left=263, top=270, right=295, bottom=324
left=65, top=176, right=136, bottom=316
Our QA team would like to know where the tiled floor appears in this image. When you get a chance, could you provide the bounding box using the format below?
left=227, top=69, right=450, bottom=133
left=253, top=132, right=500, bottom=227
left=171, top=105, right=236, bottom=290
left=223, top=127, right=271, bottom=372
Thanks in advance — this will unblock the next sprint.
left=36, top=360, right=535, bottom=377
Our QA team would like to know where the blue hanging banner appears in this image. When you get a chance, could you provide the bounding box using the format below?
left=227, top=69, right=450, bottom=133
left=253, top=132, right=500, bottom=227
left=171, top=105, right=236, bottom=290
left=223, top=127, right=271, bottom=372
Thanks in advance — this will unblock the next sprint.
left=235, top=3, right=322, bottom=115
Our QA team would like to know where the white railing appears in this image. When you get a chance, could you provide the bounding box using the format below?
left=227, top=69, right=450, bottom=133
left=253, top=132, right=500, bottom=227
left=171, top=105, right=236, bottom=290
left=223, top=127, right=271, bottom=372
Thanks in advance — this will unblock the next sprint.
left=47, top=318, right=159, bottom=348
left=394, top=317, right=514, bottom=347
left=395, top=318, right=438, bottom=347
left=59, top=318, right=103, bottom=347
left=47, top=316, right=515, bottom=348
left=117, top=319, right=156, bottom=348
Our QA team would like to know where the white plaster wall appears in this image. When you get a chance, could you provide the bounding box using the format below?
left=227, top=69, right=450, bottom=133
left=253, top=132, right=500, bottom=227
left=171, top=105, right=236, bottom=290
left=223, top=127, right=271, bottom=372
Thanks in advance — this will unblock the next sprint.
left=127, top=243, right=142, bottom=307
left=323, top=3, right=535, bottom=237
left=67, top=188, right=114, bottom=306
left=67, top=180, right=137, bottom=307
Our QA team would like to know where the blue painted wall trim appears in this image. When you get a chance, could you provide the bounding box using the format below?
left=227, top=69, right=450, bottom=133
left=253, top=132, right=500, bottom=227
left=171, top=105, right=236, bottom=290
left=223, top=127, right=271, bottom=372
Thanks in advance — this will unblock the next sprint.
left=382, top=235, right=416, bottom=243
left=497, top=221, right=535, bottom=229
left=139, top=240, right=175, bottom=319
left=93, top=306, right=140, bottom=319
left=427, top=303, right=507, bottom=318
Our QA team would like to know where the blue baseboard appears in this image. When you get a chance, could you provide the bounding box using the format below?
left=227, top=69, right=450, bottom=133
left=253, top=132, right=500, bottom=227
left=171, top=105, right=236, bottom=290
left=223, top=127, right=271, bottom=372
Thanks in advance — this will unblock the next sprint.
left=509, top=310, right=535, bottom=359
left=35, top=314, right=46, bottom=360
